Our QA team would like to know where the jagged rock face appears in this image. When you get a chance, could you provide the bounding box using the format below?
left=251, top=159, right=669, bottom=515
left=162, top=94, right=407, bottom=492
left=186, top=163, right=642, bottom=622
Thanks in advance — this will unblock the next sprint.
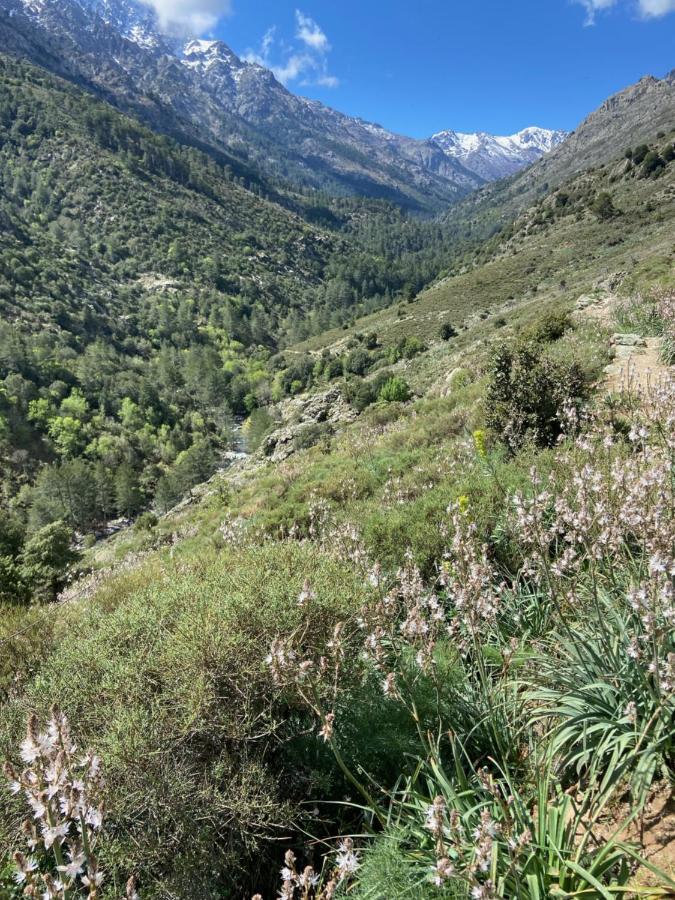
left=430, top=127, right=568, bottom=180
left=261, top=387, right=358, bottom=463
left=522, top=70, right=675, bottom=191
left=0, top=0, right=486, bottom=211
left=444, top=68, right=675, bottom=234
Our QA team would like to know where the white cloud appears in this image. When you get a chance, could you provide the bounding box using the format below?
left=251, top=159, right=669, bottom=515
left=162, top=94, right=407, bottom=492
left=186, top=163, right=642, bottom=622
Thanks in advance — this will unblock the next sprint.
left=315, top=73, right=340, bottom=88
left=574, top=0, right=675, bottom=22
left=638, top=0, right=675, bottom=16
left=141, top=0, right=232, bottom=34
left=295, top=10, right=330, bottom=51
left=244, top=10, right=339, bottom=88
left=574, top=0, right=619, bottom=26
left=273, top=53, right=313, bottom=83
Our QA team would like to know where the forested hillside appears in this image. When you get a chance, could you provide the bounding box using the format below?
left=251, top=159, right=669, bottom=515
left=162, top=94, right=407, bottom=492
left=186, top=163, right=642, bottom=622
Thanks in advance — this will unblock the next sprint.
left=0, top=55, right=480, bottom=597
left=0, top=20, right=674, bottom=899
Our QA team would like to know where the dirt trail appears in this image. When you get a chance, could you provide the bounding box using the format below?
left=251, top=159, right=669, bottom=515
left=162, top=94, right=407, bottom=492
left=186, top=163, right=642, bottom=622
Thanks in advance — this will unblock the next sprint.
left=594, top=785, right=675, bottom=887
left=603, top=336, right=667, bottom=394
left=574, top=292, right=671, bottom=394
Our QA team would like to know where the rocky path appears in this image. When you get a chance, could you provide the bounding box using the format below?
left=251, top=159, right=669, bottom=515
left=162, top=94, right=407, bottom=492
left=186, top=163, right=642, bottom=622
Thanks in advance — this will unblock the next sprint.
left=574, top=291, right=671, bottom=394
left=603, top=333, right=666, bottom=394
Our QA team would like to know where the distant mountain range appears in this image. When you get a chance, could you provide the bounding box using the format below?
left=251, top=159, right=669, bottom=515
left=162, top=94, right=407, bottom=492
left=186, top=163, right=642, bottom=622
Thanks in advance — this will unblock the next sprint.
left=430, top=127, right=568, bottom=180
left=0, top=0, right=565, bottom=210
left=0, top=0, right=672, bottom=216
left=441, top=66, right=675, bottom=252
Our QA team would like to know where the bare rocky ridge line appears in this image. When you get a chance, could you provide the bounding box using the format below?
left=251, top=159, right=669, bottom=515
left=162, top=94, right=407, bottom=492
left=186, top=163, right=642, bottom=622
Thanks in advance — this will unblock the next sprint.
left=0, top=0, right=567, bottom=211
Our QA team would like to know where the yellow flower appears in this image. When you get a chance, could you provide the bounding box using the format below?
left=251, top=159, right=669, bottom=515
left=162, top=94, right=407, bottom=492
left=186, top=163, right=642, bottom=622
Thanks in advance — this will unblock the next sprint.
left=473, top=429, right=487, bottom=459
left=457, top=494, right=470, bottom=514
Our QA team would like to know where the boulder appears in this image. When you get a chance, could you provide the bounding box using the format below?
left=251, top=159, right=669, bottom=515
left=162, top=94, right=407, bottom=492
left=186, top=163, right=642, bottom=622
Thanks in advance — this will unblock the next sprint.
left=611, top=333, right=646, bottom=347
left=575, top=295, right=596, bottom=309
left=260, top=388, right=357, bottom=462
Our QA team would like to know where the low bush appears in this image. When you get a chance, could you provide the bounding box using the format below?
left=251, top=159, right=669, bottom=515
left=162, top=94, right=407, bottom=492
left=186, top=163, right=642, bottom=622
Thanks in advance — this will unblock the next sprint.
left=0, top=543, right=370, bottom=898
left=484, top=340, right=587, bottom=452
left=378, top=376, right=411, bottom=403
left=521, top=309, right=571, bottom=344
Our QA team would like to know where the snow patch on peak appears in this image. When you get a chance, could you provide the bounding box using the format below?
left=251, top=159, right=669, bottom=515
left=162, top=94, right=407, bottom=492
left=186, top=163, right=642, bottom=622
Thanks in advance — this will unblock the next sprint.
left=19, top=0, right=49, bottom=15
left=184, top=38, right=219, bottom=55
left=430, top=126, right=568, bottom=181
left=182, top=38, right=246, bottom=75
left=127, top=22, right=161, bottom=50
left=511, top=126, right=567, bottom=152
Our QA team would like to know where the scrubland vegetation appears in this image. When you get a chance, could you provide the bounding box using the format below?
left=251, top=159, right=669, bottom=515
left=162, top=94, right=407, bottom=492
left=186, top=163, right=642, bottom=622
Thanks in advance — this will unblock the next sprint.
left=1, top=284, right=673, bottom=897
left=0, top=51, right=674, bottom=900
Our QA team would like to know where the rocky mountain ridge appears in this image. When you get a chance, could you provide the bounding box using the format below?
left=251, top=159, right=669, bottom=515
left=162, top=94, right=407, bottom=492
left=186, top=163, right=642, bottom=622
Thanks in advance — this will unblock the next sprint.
left=441, top=67, right=675, bottom=241
left=0, top=0, right=477, bottom=210
left=430, top=126, right=568, bottom=180
left=0, top=0, right=567, bottom=211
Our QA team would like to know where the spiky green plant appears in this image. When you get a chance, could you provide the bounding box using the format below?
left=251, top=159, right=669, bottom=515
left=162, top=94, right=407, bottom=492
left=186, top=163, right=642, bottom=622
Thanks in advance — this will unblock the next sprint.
left=531, top=592, right=674, bottom=809
left=354, top=745, right=674, bottom=899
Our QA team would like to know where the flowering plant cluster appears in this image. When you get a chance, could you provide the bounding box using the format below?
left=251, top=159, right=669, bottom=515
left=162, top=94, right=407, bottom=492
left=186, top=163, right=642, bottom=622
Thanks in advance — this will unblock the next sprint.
left=262, top=372, right=675, bottom=896
left=657, top=291, right=675, bottom=364
left=251, top=841, right=360, bottom=900
left=3, top=708, right=106, bottom=899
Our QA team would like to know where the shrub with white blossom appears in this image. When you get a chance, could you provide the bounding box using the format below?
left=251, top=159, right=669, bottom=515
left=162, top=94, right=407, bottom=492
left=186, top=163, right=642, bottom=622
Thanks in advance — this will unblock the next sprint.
left=262, top=373, right=675, bottom=897
left=3, top=708, right=106, bottom=899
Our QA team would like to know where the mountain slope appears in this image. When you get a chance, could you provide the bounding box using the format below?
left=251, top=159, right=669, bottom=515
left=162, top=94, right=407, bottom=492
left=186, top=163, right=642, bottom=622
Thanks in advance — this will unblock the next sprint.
left=439, top=68, right=675, bottom=249
left=0, top=47, right=674, bottom=899
left=0, top=53, right=350, bottom=523
left=0, top=56, right=340, bottom=337
left=0, top=0, right=483, bottom=211
left=294, top=126, right=675, bottom=355
left=0, top=53, right=510, bottom=534
left=522, top=70, right=675, bottom=191
left=430, top=127, right=568, bottom=180
left=2, top=115, right=673, bottom=900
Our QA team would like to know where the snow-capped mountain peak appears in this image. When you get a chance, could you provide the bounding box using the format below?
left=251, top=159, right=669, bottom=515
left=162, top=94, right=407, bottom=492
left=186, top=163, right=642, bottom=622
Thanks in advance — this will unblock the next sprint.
left=511, top=126, right=567, bottom=152
left=180, top=39, right=254, bottom=88
left=7, top=0, right=538, bottom=204
left=430, top=126, right=568, bottom=180
left=184, top=39, right=237, bottom=66
left=79, top=0, right=161, bottom=45
left=18, top=0, right=168, bottom=50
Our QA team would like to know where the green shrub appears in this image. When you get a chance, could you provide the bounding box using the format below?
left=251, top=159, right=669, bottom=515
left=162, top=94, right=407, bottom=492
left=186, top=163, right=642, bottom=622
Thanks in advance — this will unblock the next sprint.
left=293, top=422, right=333, bottom=451
left=343, top=378, right=378, bottom=412
left=18, top=521, right=76, bottom=603
left=485, top=342, right=587, bottom=452
left=134, top=511, right=158, bottom=531
left=389, top=336, right=427, bottom=363
left=0, top=859, right=21, bottom=899
left=632, top=144, right=649, bottom=165
left=591, top=191, right=618, bottom=220
left=344, top=348, right=373, bottom=376
left=641, top=150, right=665, bottom=177
left=378, top=376, right=411, bottom=403
left=245, top=407, right=276, bottom=451
left=0, top=543, right=369, bottom=898
left=325, top=356, right=345, bottom=380
left=521, top=309, right=571, bottom=344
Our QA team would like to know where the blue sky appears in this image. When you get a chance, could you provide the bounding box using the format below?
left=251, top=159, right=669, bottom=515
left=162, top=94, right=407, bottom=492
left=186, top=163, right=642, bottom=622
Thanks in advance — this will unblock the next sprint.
left=153, top=0, right=675, bottom=137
